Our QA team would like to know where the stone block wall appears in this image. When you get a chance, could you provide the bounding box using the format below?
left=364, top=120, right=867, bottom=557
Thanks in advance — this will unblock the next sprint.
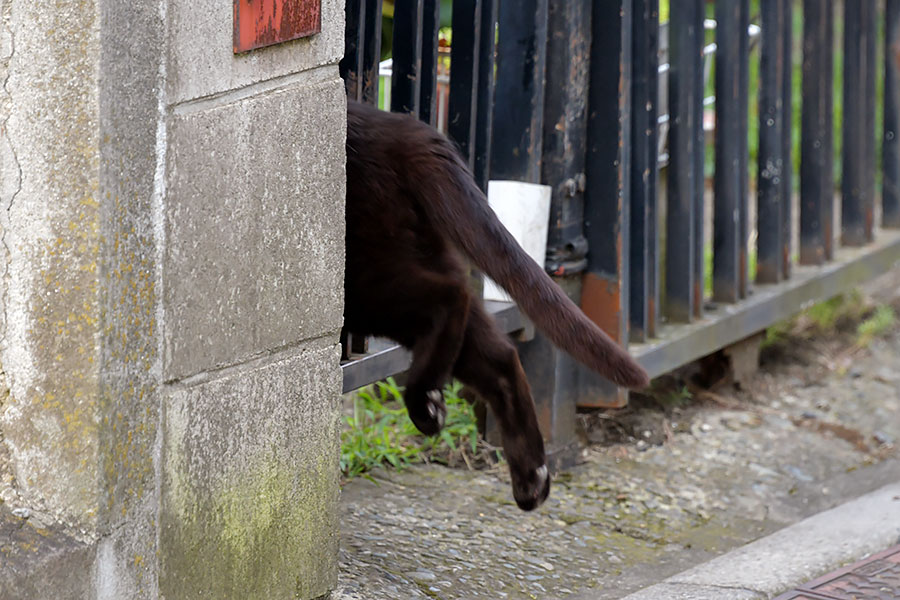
left=0, top=0, right=346, bottom=598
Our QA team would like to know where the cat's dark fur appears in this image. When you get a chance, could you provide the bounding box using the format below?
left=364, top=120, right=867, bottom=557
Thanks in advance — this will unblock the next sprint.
left=344, top=100, right=649, bottom=510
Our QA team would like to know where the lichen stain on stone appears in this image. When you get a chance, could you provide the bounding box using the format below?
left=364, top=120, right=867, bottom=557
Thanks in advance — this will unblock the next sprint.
left=95, top=134, right=163, bottom=526
left=0, top=0, right=105, bottom=532
left=161, top=451, right=338, bottom=600
left=6, top=178, right=101, bottom=527
left=95, top=185, right=160, bottom=590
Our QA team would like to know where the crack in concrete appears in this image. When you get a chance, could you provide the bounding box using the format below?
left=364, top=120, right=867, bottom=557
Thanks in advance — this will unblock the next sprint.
left=0, top=3, right=22, bottom=506
left=0, top=2, right=19, bottom=309
left=0, top=3, right=20, bottom=344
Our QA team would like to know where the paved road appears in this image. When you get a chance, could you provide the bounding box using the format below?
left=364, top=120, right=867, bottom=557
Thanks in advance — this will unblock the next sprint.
left=336, top=301, right=900, bottom=599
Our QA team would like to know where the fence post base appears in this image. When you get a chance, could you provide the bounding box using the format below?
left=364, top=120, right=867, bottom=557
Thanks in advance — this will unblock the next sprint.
left=723, top=332, right=764, bottom=389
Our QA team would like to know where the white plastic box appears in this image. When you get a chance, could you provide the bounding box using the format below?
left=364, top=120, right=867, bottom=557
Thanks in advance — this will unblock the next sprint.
left=482, top=180, right=552, bottom=302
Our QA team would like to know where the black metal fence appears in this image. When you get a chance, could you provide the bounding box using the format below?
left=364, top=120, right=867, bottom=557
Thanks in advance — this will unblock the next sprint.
left=340, top=0, right=900, bottom=459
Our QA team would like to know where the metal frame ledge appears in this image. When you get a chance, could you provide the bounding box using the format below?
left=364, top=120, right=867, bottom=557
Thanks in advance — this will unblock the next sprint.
left=629, top=228, right=900, bottom=380
left=341, top=300, right=526, bottom=393
left=342, top=230, right=900, bottom=393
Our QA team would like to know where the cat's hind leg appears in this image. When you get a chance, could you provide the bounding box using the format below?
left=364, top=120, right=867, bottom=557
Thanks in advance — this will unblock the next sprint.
left=388, top=271, right=471, bottom=436
left=452, top=304, right=549, bottom=511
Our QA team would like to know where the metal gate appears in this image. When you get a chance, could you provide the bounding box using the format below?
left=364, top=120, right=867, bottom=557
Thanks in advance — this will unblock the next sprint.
left=340, top=0, right=900, bottom=460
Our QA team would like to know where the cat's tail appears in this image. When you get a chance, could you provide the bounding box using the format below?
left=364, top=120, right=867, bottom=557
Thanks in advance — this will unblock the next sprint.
left=422, top=147, right=650, bottom=390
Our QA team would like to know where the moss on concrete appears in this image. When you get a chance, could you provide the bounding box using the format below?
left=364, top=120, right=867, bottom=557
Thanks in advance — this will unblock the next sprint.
left=160, top=346, right=342, bottom=600
left=161, top=451, right=337, bottom=600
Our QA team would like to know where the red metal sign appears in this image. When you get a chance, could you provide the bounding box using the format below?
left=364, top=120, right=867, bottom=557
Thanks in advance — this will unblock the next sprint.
left=233, top=0, right=322, bottom=53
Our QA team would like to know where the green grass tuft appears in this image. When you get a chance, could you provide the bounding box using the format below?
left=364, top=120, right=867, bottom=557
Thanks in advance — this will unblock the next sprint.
left=762, top=291, right=896, bottom=351
left=805, top=290, right=868, bottom=332
left=658, top=385, right=693, bottom=408
left=340, top=377, right=483, bottom=480
left=805, top=294, right=854, bottom=331
left=857, top=305, right=896, bottom=347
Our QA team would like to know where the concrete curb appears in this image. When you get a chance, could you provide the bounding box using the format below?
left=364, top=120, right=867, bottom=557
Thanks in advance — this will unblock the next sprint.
left=618, top=481, right=900, bottom=600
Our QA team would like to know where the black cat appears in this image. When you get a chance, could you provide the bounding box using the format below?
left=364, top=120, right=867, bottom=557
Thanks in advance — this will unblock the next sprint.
left=343, top=100, right=649, bottom=510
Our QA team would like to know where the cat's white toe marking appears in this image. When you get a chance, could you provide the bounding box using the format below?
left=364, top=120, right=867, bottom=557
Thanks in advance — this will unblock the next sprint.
left=535, top=465, right=548, bottom=486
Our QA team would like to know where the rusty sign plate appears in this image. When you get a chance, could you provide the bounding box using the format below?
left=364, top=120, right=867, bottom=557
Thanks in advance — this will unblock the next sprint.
left=233, top=0, right=321, bottom=53
left=774, top=544, right=900, bottom=600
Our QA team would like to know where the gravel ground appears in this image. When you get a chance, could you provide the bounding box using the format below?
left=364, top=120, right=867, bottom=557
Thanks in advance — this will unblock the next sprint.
left=335, top=287, right=900, bottom=600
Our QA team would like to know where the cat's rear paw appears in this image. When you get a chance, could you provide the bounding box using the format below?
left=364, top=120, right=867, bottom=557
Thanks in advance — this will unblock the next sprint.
left=406, top=388, right=446, bottom=436
left=511, top=463, right=551, bottom=511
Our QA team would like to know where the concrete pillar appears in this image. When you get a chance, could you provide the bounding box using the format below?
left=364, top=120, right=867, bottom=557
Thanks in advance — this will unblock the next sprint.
left=0, top=0, right=346, bottom=598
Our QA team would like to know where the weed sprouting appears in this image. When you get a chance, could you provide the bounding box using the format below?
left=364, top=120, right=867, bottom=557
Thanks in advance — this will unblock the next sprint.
left=340, top=377, right=487, bottom=480
left=762, top=290, right=896, bottom=354
left=804, top=291, right=866, bottom=331
left=656, top=385, right=693, bottom=409
left=857, top=305, right=896, bottom=347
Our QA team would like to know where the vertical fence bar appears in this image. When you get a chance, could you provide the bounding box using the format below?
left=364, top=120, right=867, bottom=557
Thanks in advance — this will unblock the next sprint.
left=665, top=0, right=702, bottom=322
left=692, top=1, right=705, bottom=317
left=391, top=0, right=424, bottom=115
left=512, top=0, right=591, bottom=465
left=800, top=0, right=833, bottom=265
left=340, top=330, right=350, bottom=360
left=738, top=0, right=750, bottom=295
left=542, top=0, right=590, bottom=277
left=350, top=333, right=368, bottom=355
left=629, top=0, right=660, bottom=341
left=340, top=0, right=365, bottom=100
left=866, top=2, right=877, bottom=231
left=713, top=0, right=749, bottom=303
left=481, top=0, right=550, bottom=441
left=781, top=0, right=793, bottom=275
left=419, top=0, right=441, bottom=125
left=360, top=0, right=383, bottom=104
left=822, top=3, right=835, bottom=259
left=448, top=0, right=495, bottom=190
left=842, top=0, right=877, bottom=246
left=472, top=0, right=497, bottom=190
left=581, top=0, right=632, bottom=408
left=757, top=0, right=787, bottom=283
left=448, top=0, right=481, bottom=169
left=490, top=0, right=549, bottom=182
left=887, top=0, right=900, bottom=227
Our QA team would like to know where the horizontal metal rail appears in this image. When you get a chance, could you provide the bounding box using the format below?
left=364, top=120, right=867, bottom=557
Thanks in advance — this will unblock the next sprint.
left=344, top=230, right=900, bottom=393
left=631, top=229, right=900, bottom=379
left=341, top=300, right=527, bottom=393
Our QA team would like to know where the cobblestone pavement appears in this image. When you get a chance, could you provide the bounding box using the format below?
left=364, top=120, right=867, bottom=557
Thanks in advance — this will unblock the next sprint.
left=336, top=299, right=900, bottom=600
